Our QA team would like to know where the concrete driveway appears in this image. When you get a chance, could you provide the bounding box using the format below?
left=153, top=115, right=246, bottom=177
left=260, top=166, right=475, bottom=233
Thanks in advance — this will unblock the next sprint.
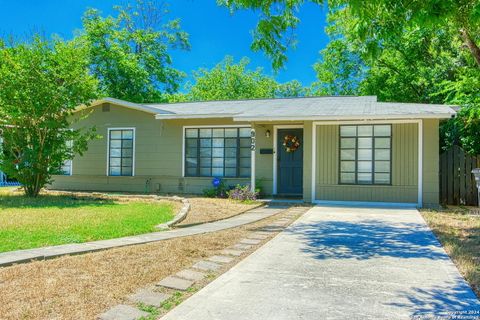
left=162, top=206, right=480, bottom=320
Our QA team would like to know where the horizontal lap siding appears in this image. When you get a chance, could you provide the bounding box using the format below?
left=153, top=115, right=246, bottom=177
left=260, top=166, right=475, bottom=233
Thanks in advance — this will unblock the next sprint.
left=50, top=104, right=253, bottom=194
left=315, top=123, right=418, bottom=203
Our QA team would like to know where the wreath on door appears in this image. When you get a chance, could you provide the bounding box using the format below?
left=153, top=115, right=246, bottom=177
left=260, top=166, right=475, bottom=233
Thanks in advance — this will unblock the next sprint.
left=283, top=135, right=301, bottom=153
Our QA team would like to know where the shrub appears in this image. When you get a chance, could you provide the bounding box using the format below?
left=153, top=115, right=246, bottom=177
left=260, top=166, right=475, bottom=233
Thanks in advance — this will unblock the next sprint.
left=202, top=177, right=229, bottom=198
left=227, top=184, right=258, bottom=201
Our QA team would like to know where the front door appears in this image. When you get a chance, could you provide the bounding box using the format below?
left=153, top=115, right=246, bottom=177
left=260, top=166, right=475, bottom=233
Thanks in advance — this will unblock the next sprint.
left=277, top=128, right=303, bottom=195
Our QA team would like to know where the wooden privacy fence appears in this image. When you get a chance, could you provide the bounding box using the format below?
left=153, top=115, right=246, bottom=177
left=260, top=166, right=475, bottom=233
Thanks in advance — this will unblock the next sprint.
left=440, top=145, right=480, bottom=206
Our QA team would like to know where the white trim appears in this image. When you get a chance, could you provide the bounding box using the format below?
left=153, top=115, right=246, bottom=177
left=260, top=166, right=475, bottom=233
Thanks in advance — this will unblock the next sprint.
left=251, top=129, right=256, bottom=192
left=181, top=125, right=252, bottom=178
left=311, top=119, right=423, bottom=207
left=106, top=127, right=136, bottom=177
left=418, top=120, right=423, bottom=207
left=76, top=98, right=161, bottom=115
left=313, top=200, right=417, bottom=208
left=156, top=113, right=238, bottom=120
left=272, top=124, right=304, bottom=195
left=234, top=113, right=454, bottom=122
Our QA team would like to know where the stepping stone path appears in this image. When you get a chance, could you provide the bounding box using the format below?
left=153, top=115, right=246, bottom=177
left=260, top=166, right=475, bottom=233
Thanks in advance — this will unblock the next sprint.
left=208, top=255, right=234, bottom=264
left=247, top=234, right=269, bottom=240
left=221, top=249, right=243, bottom=257
left=157, top=276, right=194, bottom=291
left=129, top=289, right=170, bottom=307
left=232, top=243, right=252, bottom=250
left=192, top=260, right=222, bottom=271
left=176, top=269, right=206, bottom=281
left=98, top=304, right=149, bottom=320
left=240, top=238, right=262, bottom=245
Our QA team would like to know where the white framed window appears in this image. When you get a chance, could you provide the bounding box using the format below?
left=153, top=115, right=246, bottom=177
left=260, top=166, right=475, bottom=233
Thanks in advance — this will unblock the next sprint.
left=184, top=126, right=251, bottom=178
left=61, top=140, right=73, bottom=175
left=107, top=128, right=135, bottom=176
left=339, top=124, right=392, bottom=185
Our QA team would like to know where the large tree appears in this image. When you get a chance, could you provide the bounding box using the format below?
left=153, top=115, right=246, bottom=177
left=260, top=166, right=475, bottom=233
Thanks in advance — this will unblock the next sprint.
left=82, top=0, right=190, bottom=103
left=0, top=37, right=98, bottom=197
left=169, top=56, right=307, bottom=102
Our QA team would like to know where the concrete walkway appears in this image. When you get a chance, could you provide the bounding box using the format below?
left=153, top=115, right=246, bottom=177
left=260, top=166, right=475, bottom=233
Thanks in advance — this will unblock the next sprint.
left=0, top=205, right=287, bottom=267
left=161, top=206, right=480, bottom=320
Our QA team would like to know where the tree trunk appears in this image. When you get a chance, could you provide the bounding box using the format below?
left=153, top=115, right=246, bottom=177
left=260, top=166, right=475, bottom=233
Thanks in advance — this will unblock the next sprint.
left=460, top=28, right=480, bottom=67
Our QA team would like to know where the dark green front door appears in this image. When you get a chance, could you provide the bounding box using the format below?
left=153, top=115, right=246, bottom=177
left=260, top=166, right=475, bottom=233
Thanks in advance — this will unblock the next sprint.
left=277, top=128, right=303, bottom=195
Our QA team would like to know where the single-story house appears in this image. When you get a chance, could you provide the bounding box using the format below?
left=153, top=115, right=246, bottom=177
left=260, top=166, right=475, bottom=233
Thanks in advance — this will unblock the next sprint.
left=50, top=96, right=456, bottom=208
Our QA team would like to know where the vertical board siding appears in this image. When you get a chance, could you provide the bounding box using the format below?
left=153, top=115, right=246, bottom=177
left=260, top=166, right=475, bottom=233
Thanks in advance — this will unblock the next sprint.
left=440, top=145, right=479, bottom=205
left=315, top=123, right=418, bottom=203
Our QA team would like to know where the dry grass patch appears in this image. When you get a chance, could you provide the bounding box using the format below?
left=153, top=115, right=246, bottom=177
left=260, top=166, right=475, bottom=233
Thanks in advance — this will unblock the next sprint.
left=0, top=207, right=292, bottom=320
left=177, top=197, right=262, bottom=226
left=422, top=207, right=480, bottom=297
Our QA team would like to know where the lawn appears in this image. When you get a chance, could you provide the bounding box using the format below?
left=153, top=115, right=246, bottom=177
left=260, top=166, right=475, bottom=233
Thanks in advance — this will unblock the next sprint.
left=0, top=188, right=177, bottom=253
left=422, top=207, right=480, bottom=297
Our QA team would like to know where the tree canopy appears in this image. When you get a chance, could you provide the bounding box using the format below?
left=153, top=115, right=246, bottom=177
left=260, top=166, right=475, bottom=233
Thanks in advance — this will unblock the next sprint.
left=82, top=0, right=190, bottom=103
left=0, top=37, right=98, bottom=196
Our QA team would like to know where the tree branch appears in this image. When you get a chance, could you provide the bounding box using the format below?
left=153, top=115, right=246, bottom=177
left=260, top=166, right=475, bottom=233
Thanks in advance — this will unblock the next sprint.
left=460, top=28, right=480, bottom=67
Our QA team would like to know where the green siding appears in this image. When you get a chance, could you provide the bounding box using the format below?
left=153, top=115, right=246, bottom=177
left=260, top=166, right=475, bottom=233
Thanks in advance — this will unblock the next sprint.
left=315, top=123, right=419, bottom=203
left=422, top=119, right=440, bottom=207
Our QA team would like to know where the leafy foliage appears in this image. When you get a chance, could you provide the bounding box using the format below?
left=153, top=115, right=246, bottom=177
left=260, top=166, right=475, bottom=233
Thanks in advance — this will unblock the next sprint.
left=0, top=37, right=98, bottom=197
left=227, top=184, right=258, bottom=201
left=82, top=0, right=190, bottom=103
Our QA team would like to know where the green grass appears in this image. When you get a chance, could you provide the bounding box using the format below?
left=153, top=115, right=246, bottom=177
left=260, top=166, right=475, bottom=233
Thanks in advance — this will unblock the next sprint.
left=0, top=188, right=175, bottom=253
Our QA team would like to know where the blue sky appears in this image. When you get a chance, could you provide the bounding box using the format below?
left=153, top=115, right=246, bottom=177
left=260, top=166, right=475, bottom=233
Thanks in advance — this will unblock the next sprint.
left=0, top=0, right=329, bottom=88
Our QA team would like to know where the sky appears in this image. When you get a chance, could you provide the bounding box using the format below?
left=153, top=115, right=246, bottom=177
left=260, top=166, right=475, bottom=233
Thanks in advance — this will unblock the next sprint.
left=0, top=0, right=329, bottom=88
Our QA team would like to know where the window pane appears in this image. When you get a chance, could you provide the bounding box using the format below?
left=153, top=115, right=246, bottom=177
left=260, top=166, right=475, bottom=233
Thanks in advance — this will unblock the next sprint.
left=239, top=148, right=250, bottom=157
left=200, top=139, right=211, bottom=148
left=225, top=139, right=237, bottom=148
left=200, top=168, right=211, bottom=176
left=340, top=161, right=355, bottom=172
left=212, top=148, right=224, bottom=157
left=375, top=161, right=390, bottom=173
left=340, top=126, right=356, bottom=137
left=240, top=158, right=251, bottom=168
left=185, top=129, right=198, bottom=138
left=358, top=149, right=372, bottom=160
left=110, top=148, right=121, bottom=157
left=199, top=129, right=212, bottom=137
left=225, top=148, right=237, bottom=158
left=212, top=128, right=224, bottom=137
left=200, top=148, right=211, bottom=157
left=340, top=172, right=355, bottom=184
left=109, top=167, right=121, bottom=176
left=225, top=128, right=237, bottom=137
left=358, top=161, right=372, bottom=173
left=122, top=149, right=133, bottom=157
left=186, top=147, right=197, bottom=158
left=122, top=130, right=133, bottom=139
left=358, top=126, right=373, bottom=136
left=375, top=173, right=390, bottom=184
left=225, top=168, right=236, bottom=177
left=110, top=140, right=121, bottom=148
left=239, top=138, right=250, bottom=148
left=375, top=138, right=390, bottom=148
left=341, top=138, right=356, bottom=149
left=375, top=149, right=390, bottom=160
left=122, top=140, right=133, bottom=148
left=186, top=158, right=197, bottom=167
left=358, top=138, right=372, bottom=149
left=110, top=158, right=121, bottom=166
left=186, top=139, right=197, bottom=148
left=110, top=130, right=122, bottom=139
left=186, top=167, right=197, bottom=176
left=239, top=128, right=251, bottom=137
left=212, top=167, right=224, bottom=177
left=357, top=173, right=372, bottom=184
left=200, top=158, right=211, bottom=167
left=212, top=158, right=223, bottom=168
left=123, top=158, right=133, bottom=167
left=121, top=167, right=132, bottom=176
left=225, top=158, right=237, bottom=167
left=212, top=138, right=224, bottom=148
left=374, top=125, right=391, bottom=136
left=340, top=149, right=355, bottom=161
left=239, top=168, right=250, bottom=177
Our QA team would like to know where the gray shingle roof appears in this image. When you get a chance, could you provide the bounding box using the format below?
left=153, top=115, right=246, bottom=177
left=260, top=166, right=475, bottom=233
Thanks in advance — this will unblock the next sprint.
left=83, top=96, right=456, bottom=120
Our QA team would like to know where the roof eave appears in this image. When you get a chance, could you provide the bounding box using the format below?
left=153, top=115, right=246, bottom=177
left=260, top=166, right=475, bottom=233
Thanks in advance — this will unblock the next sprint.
left=233, top=113, right=455, bottom=122
left=75, top=97, right=161, bottom=115
left=155, top=113, right=238, bottom=120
